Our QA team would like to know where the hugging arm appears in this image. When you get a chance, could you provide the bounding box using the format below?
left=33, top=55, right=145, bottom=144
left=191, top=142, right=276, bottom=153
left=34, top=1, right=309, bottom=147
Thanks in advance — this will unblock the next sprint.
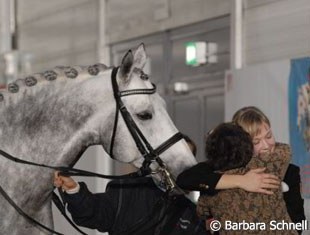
left=176, top=162, right=222, bottom=194
left=176, top=162, right=280, bottom=195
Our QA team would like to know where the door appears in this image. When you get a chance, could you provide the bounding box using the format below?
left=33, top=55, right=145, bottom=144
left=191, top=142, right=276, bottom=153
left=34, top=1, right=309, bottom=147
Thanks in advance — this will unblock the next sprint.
left=168, top=16, right=229, bottom=161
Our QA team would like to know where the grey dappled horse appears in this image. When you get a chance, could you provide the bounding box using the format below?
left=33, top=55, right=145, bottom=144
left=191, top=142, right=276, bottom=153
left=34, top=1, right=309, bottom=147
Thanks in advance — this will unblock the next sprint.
left=0, top=44, right=197, bottom=235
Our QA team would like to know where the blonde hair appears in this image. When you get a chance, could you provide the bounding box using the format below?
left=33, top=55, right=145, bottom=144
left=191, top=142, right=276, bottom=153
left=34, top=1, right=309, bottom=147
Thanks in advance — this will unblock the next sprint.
left=232, top=106, right=270, bottom=138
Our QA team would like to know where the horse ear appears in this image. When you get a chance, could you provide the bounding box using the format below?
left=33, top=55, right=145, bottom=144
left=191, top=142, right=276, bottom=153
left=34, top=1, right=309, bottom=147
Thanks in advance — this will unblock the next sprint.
left=133, top=43, right=147, bottom=69
left=119, top=49, right=134, bottom=80
left=118, top=44, right=147, bottom=83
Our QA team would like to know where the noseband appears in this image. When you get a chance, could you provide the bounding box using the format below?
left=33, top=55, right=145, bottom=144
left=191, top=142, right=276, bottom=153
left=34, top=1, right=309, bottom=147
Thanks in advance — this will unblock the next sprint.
left=109, top=67, right=184, bottom=183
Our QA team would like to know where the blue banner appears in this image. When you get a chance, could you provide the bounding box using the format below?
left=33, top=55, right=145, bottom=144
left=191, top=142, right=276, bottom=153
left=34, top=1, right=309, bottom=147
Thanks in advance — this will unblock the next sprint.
left=289, top=57, right=310, bottom=198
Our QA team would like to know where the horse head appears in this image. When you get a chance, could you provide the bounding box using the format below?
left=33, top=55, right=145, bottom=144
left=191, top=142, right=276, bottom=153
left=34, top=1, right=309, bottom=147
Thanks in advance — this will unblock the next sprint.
left=103, top=44, right=197, bottom=177
left=0, top=44, right=196, bottom=234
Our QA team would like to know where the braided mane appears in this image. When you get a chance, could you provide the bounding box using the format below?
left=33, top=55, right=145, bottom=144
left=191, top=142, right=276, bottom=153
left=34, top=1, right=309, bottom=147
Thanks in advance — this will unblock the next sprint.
left=0, top=63, right=109, bottom=102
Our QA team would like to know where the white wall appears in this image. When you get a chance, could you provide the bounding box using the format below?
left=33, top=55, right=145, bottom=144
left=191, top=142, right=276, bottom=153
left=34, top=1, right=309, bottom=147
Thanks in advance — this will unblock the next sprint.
left=106, top=0, right=231, bottom=43
left=18, top=0, right=99, bottom=72
left=244, top=0, right=310, bottom=65
left=11, top=0, right=310, bottom=69
left=225, top=59, right=290, bottom=142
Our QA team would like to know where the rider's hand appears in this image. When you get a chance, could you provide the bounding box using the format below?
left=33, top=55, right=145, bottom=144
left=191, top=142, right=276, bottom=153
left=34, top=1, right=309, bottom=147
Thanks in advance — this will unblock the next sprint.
left=238, top=168, right=280, bottom=195
left=53, top=171, right=78, bottom=191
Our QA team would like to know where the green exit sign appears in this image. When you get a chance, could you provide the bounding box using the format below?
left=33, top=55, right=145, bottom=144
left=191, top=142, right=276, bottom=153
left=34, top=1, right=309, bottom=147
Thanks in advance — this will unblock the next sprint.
left=185, top=41, right=218, bottom=66
left=185, top=41, right=207, bottom=66
left=185, top=42, right=198, bottom=66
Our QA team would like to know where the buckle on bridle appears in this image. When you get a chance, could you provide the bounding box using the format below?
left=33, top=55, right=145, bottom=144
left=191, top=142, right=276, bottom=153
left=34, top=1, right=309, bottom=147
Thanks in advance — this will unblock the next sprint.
left=156, top=163, right=176, bottom=192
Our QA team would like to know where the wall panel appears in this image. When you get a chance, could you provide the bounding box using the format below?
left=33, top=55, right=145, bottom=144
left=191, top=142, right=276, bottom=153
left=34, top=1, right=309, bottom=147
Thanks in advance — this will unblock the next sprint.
left=244, top=0, right=310, bottom=65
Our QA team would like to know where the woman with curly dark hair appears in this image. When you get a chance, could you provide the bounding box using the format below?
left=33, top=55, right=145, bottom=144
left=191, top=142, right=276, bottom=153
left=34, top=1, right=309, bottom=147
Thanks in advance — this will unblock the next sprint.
left=204, top=123, right=253, bottom=172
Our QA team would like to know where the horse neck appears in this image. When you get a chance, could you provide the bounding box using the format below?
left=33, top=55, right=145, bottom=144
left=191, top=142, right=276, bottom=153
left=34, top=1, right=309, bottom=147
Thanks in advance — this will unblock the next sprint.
left=0, top=69, right=115, bottom=166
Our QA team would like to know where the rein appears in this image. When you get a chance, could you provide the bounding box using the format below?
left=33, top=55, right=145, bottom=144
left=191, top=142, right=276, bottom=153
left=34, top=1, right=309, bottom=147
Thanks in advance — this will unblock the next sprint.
left=0, top=149, right=143, bottom=179
left=0, top=66, right=185, bottom=235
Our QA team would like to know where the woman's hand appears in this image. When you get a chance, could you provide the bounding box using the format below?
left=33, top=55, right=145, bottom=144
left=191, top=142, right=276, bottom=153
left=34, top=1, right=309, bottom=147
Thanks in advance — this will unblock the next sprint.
left=53, top=171, right=78, bottom=191
left=239, top=168, right=280, bottom=194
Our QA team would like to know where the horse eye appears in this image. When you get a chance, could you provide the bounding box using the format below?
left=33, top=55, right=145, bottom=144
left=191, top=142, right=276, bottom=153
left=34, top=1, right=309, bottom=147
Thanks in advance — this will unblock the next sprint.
left=137, top=111, right=153, bottom=120
left=140, top=73, right=149, bottom=80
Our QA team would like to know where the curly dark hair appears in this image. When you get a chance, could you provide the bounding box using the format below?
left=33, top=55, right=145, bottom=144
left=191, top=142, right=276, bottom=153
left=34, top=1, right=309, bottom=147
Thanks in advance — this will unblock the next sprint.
left=205, top=122, right=253, bottom=171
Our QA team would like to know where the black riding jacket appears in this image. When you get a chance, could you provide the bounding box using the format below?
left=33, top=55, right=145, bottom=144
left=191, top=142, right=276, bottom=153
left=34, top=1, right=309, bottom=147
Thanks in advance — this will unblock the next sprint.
left=64, top=177, right=207, bottom=235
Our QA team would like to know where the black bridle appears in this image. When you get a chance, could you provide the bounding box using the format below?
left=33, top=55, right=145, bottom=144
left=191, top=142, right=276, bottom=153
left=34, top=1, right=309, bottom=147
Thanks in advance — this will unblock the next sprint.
left=110, top=66, right=184, bottom=178
left=0, top=67, right=186, bottom=235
